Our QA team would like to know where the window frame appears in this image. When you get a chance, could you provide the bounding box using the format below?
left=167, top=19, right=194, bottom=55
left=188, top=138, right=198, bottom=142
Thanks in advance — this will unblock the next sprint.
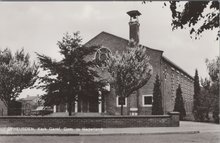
left=94, top=47, right=112, bottom=65
left=142, top=94, right=153, bottom=107
left=116, top=96, right=127, bottom=107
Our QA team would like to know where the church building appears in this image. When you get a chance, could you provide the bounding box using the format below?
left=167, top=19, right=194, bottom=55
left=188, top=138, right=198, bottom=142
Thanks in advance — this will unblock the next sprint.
left=55, top=10, right=194, bottom=118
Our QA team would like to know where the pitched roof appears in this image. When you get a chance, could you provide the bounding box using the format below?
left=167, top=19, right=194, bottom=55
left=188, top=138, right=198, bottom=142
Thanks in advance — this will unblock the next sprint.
left=85, top=31, right=193, bottom=80
left=162, top=56, right=194, bottom=80
left=85, top=31, right=163, bottom=54
left=85, top=31, right=129, bottom=53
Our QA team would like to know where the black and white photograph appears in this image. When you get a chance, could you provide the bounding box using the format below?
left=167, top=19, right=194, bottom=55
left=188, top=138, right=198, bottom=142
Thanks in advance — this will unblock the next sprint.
left=0, top=1, right=219, bottom=143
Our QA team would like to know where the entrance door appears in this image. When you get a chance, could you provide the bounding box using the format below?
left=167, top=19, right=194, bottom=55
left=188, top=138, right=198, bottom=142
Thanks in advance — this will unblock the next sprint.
left=78, top=95, right=98, bottom=112
left=88, top=95, right=98, bottom=112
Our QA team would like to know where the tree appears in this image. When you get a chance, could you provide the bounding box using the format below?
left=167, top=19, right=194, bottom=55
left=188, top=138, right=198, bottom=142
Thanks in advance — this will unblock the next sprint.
left=193, top=69, right=201, bottom=121
left=174, top=84, right=186, bottom=120
left=142, top=1, right=219, bottom=39
left=200, top=78, right=212, bottom=121
left=107, top=45, right=153, bottom=115
left=197, top=78, right=216, bottom=122
left=37, top=32, right=102, bottom=116
left=168, top=1, right=219, bottom=39
left=192, top=58, right=219, bottom=123
left=205, top=57, right=219, bottom=123
left=0, top=48, right=38, bottom=115
left=152, top=74, right=163, bottom=115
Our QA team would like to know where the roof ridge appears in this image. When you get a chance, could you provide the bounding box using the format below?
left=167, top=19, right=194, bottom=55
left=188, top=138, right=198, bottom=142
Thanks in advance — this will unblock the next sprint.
left=100, top=31, right=129, bottom=42
left=85, top=31, right=193, bottom=80
left=84, top=32, right=106, bottom=46
left=162, top=56, right=194, bottom=80
left=92, top=31, right=164, bottom=53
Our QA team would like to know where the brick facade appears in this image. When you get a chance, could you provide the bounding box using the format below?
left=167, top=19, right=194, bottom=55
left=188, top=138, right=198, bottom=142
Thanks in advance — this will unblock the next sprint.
left=161, top=58, right=194, bottom=119
left=54, top=11, right=194, bottom=119
left=84, top=32, right=194, bottom=118
left=0, top=112, right=179, bottom=128
left=137, top=46, right=163, bottom=115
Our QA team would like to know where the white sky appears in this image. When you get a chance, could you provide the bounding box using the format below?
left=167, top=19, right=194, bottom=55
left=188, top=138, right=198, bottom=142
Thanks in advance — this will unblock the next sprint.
left=0, top=2, right=218, bottom=98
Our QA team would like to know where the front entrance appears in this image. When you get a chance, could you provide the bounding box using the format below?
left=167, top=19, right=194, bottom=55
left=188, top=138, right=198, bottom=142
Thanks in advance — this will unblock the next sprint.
left=78, top=95, right=98, bottom=112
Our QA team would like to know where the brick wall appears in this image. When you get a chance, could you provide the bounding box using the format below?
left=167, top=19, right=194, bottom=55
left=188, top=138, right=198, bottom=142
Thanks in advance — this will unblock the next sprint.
left=138, top=47, right=163, bottom=115
left=84, top=31, right=193, bottom=119
left=161, top=59, right=194, bottom=120
left=106, top=88, right=116, bottom=115
left=0, top=112, right=179, bottom=128
left=105, top=46, right=163, bottom=116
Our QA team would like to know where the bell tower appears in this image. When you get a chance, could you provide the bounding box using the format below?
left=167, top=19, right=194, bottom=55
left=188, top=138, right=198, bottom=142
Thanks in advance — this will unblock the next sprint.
left=127, top=10, right=141, bottom=46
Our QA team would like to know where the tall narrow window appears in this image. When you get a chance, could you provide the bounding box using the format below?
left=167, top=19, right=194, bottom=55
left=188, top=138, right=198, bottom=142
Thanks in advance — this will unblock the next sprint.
left=177, top=76, right=180, bottom=85
left=171, top=73, right=175, bottom=101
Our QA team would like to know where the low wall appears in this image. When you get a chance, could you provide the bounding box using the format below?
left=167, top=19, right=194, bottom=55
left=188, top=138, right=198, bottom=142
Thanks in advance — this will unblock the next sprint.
left=0, top=112, right=179, bottom=128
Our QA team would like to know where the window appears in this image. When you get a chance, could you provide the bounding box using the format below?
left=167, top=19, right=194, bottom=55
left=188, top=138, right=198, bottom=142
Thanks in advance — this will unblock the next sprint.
left=95, top=47, right=112, bottom=67
left=163, top=68, right=167, bottom=80
left=116, top=96, right=127, bottom=107
left=171, top=73, right=174, bottom=80
left=180, top=77, right=183, bottom=84
left=142, top=95, right=153, bottom=107
left=171, top=73, right=174, bottom=91
left=177, top=76, right=180, bottom=85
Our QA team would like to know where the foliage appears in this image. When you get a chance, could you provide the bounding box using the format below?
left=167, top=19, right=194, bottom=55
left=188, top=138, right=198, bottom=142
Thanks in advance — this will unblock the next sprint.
left=174, top=84, right=186, bottom=120
left=205, top=57, right=219, bottom=123
left=0, top=48, right=38, bottom=115
left=213, top=102, right=219, bottom=123
left=37, top=32, right=103, bottom=116
left=152, top=74, right=163, bottom=115
left=169, top=1, right=219, bottom=39
left=197, top=78, right=213, bottom=122
left=193, top=69, right=202, bottom=121
left=142, top=1, right=219, bottom=39
left=107, top=45, right=153, bottom=115
left=194, top=58, right=219, bottom=123
left=206, top=57, right=220, bottom=83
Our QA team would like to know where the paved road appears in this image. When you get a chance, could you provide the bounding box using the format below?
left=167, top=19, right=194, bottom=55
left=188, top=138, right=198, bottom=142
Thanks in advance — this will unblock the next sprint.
left=1, top=121, right=219, bottom=136
left=0, top=132, right=219, bottom=143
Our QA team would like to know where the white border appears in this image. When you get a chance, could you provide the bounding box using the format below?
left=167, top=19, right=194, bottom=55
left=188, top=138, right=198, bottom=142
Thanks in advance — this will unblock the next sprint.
left=142, top=94, right=153, bottom=107
left=116, top=96, right=127, bottom=107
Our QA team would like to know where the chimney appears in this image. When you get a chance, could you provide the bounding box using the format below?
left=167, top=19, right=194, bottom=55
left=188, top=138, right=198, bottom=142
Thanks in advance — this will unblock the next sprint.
left=127, top=10, right=141, bottom=46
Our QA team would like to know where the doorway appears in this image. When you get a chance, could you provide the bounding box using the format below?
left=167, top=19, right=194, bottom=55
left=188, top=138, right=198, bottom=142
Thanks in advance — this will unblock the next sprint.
left=78, top=95, right=98, bottom=112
